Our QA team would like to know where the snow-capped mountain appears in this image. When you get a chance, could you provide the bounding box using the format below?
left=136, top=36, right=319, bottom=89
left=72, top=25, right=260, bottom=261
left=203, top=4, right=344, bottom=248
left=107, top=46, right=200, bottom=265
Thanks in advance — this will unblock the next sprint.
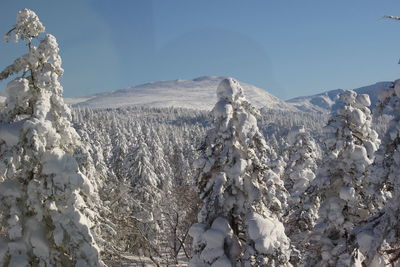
left=66, top=76, right=295, bottom=111
left=59, top=78, right=394, bottom=113
left=287, top=82, right=393, bottom=113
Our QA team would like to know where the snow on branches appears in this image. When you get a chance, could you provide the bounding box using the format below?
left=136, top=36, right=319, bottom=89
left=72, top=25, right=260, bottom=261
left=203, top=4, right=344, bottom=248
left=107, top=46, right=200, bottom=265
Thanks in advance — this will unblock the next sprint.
left=383, top=15, right=400, bottom=21
left=306, top=90, right=379, bottom=266
left=354, top=79, right=400, bottom=266
left=0, top=9, right=102, bottom=266
left=189, top=78, right=291, bottom=267
left=5, top=8, right=45, bottom=42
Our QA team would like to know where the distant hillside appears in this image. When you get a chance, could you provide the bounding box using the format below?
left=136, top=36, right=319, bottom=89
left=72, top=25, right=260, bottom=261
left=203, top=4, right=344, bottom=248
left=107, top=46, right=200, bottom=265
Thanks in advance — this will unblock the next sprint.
left=58, top=78, right=396, bottom=114
left=65, top=76, right=296, bottom=111
left=287, top=82, right=393, bottom=113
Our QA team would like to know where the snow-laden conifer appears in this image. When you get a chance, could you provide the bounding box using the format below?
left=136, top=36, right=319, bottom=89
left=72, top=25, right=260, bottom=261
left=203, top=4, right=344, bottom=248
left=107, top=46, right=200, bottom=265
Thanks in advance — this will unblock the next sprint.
left=0, top=9, right=102, bottom=266
left=284, top=126, right=319, bottom=205
left=307, top=90, right=379, bottom=266
left=189, top=78, right=291, bottom=267
left=129, top=136, right=161, bottom=224
left=354, top=79, right=400, bottom=266
left=363, top=80, right=400, bottom=211
left=282, top=126, right=319, bottom=261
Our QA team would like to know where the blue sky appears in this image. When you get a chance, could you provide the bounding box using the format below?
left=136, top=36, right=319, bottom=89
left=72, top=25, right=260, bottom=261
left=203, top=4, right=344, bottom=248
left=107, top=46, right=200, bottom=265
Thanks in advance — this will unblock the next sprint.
left=1, top=0, right=400, bottom=99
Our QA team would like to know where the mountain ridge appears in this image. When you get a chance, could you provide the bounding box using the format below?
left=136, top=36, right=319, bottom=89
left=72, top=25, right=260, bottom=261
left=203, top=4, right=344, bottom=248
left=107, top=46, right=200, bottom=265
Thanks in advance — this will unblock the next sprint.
left=66, top=76, right=296, bottom=111
left=287, top=81, right=393, bottom=113
left=60, top=77, right=395, bottom=113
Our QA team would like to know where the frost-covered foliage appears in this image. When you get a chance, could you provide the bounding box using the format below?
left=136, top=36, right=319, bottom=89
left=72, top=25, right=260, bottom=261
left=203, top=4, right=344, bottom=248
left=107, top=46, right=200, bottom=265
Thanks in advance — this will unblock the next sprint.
left=0, top=9, right=102, bottom=266
left=365, top=80, right=400, bottom=210
left=260, top=108, right=328, bottom=136
left=282, top=126, right=320, bottom=260
left=118, top=133, right=165, bottom=257
left=354, top=79, right=400, bottom=266
left=127, top=135, right=161, bottom=223
left=70, top=104, right=329, bottom=264
left=283, top=126, right=319, bottom=205
left=68, top=91, right=371, bottom=265
left=189, top=78, right=291, bottom=266
left=5, top=8, right=45, bottom=42
left=71, top=107, right=205, bottom=265
left=306, top=90, right=380, bottom=266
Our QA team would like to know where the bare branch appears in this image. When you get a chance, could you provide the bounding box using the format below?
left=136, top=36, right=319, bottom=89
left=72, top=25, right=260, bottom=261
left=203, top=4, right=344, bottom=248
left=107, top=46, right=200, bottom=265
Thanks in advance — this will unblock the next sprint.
left=4, top=26, right=16, bottom=39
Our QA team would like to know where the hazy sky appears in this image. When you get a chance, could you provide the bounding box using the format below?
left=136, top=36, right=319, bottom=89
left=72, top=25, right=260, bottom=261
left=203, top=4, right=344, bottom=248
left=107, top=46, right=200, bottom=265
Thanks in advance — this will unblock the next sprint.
left=1, top=0, right=400, bottom=99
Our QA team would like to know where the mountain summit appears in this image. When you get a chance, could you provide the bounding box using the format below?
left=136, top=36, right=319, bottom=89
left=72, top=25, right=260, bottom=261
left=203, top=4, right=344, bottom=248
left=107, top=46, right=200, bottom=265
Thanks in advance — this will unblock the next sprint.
left=66, top=76, right=294, bottom=111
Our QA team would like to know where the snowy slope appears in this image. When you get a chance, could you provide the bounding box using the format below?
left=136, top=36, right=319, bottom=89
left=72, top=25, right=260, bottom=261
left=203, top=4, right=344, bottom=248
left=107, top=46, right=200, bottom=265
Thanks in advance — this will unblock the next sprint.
left=287, top=82, right=393, bottom=113
left=66, top=76, right=295, bottom=111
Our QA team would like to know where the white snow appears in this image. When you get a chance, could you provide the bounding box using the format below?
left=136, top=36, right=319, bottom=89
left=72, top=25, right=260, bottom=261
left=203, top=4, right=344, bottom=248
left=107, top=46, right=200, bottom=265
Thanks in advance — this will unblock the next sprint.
left=11, top=8, right=45, bottom=41
left=210, top=256, right=231, bottom=267
left=339, top=186, right=356, bottom=202
left=26, top=218, right=50, bottom=260
left=246, top=213, right=289, bottom=255
left=200, top=229, right=226, bottom=263
left=4, top=78, right=31, bottom=113
left=211, top=217, right=232, bottom=235
left=189, top=223, right=207, bottom=241
left=216, top=78, right=243, bottom=102
left=356, top=93, right=371, bottom=107
left=356, top=231, right=375, bottom=254
left=0, top=121, right=24, bottom=146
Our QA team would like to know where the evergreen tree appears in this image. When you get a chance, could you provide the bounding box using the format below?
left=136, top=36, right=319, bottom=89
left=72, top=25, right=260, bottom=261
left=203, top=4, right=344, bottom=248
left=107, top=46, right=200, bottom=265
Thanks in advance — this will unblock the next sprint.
left=129, top=136, right=161, bottom=224
left=354, top=79, right=400, bottom=266
left=284, top=126, right=319, bottom=205
left=307, top=90, right=379, bottom=266
left=0, top=9, right=101, bottom=266
left=189, top=78, right=291, bottom=267
left=282, top=126, right=319, bottom=263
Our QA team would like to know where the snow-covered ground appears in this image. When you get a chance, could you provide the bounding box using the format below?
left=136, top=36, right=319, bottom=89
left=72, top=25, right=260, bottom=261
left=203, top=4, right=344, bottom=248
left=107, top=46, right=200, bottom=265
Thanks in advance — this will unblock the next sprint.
left=106, top=253, right=189, bottom=267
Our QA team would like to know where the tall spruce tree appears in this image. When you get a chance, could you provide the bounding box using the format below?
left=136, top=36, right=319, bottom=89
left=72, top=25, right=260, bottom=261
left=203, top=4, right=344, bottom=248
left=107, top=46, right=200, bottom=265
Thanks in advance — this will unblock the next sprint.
left=284, top=126, right=319, bottom=205
left=189, top=78, right=291, bottom=267
left=282, top=126, right=319, bottom=263
left=0, top=9, right=102, bottom=266
left=307, top=90, right=379, bottom=266
left=354, top=79, right=400, bottom=266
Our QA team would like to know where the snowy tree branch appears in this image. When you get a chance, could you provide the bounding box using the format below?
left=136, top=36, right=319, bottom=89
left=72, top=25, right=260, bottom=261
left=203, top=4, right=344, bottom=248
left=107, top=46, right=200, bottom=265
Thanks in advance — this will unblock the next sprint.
left=383, top=15, right=400, bottom=21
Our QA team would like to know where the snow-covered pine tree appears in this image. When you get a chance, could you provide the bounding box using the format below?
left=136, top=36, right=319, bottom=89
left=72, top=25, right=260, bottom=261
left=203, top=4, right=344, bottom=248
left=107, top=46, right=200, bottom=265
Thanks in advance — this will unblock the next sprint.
left=108, top=118, right=129, bottom=181
left=71, top=111, right=118, bottom=257
left=278, top=126, right=320, bottom=265
left=146, top=126, right=173, bottom=193
left=354, top=79, right=400, bottom=266
left=114, top=133, right=164, bottom=261
left=189, top=78, right=291, bottom=267
left=0, top=9, right=102, bottom=266
left=306, top=90, right=380, bottom=266
left=282, top=126, right=319, bottom=251
left=284, top=126, right=319, bottom=206
left=363, top=80, right=400, bottom=211
left=128, top=135, right=161, bottom=225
